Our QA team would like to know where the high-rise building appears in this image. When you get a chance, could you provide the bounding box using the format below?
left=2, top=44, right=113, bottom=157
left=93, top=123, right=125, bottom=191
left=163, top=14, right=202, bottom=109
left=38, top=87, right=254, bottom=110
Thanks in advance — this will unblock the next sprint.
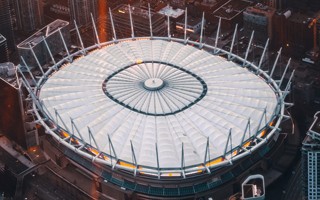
left=17, top=19, right=70, bottom=69
left=0, top=34, right=9, bottom=63
left=302, top=112, right=320, bottom=200
left=69, top=0, right=98, bottom=27
left=43, top=0, right=70, bottom=24
left=0, top=0, right=15, bottom=51
left=14, top=0, right=44, bottom=32
left=112, top=4, right=166, bottom=38
left=266, top=0, right=287, bottom=10
left=243, top=4, right=275, bottom=44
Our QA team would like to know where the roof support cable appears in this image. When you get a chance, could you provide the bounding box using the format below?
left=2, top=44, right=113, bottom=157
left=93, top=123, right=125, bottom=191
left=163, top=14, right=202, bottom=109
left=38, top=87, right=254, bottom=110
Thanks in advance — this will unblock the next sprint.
left=278, top=58, right=291, bottom=88
left=148, top=3, right=153, bottom=38
left=131, top=141, right=138, bottom=176
left=21, top=56, right=37, bottom=86
left=269, top=48, right=282, bottom=82
left=199, top=12, right=205, bottom=48
left=214, top=17, right=221, bottom=54
left=181, top=143, right=186, bottom=178
left=74, top=20, right=86, bottom=55
left=203, top=137, right=211, bottom=173
left=28, top=44, right=45, bottom=76
left=224, top=129, right=233, bottom=162
left=58, top=28, right=72, bottom=63
left=91, top=13, right=101, bottom=48
left=108, top=134, right=118, bottom=170
left=42, top=36, right=57, bottom=70
left=257, top=38, right=269, bottom=75
left=88, top=127, right=100, bottom=151
left=128, top=5, right=135, bottom=39
left=155, top=143, right=160, bottom=179
left=228, top=24, right=238, bottom=61
left=243, top=31, right=254, bottom=67
left=184, top=8, right=188, bottom=43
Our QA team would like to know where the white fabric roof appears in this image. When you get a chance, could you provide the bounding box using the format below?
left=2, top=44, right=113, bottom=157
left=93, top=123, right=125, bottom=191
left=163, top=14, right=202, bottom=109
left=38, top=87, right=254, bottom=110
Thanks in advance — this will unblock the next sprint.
left=39, top=39, right=278, bottom=169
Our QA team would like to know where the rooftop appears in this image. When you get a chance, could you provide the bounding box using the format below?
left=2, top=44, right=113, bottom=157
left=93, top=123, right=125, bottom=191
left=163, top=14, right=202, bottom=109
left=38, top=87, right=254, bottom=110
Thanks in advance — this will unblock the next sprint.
left=157, top=5, right=185, bottom=18
left=17, top=19, right=69, bottom=49
left=39, top=39, right=278, bottom=172
left=213, top=0, right=251, bottom=20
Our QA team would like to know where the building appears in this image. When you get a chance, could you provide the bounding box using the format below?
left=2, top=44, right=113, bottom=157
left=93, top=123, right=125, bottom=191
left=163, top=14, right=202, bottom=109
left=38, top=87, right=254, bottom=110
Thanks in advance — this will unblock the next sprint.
left=266, top=0, right=287, bottom=10
left=112, top=5, right=166, bottom=38
left=14, top=0, right=43, bottom=32
left=302, top=112, right=320, bottom=200
left=210, top=0, right=252, bottom=31
left=0, top=62, right=30, bottom=149
left=18, top=15, right=296, bottom=199
left=0, top=34, right=9, bottom=63
left=243, top=4, right=275, bottom=44
left=69, top=0, right=98, bottom=27
left=43, top=0, right=70, bottom=24
left=17, top=19, right=70, bottom=69
left=0, top=0, right=15, bottom=51
left=157, top=5, right=185, bottom=21
left=176, top=16, right=203, bottom=34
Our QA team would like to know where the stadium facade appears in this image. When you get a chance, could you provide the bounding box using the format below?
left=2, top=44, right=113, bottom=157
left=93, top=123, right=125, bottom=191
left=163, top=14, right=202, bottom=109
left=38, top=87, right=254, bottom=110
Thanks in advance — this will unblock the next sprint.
left=19, top=6, right=295, bottom=199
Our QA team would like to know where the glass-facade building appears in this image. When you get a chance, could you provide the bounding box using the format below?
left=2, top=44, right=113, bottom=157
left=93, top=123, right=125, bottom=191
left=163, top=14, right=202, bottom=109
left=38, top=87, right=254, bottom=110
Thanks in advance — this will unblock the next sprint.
left=302, top=112, right=320, bottom=200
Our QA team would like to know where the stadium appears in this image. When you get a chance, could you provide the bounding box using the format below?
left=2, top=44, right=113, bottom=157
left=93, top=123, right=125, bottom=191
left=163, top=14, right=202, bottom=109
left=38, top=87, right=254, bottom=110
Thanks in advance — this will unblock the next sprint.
left=20, top=7, right=294, bottom=200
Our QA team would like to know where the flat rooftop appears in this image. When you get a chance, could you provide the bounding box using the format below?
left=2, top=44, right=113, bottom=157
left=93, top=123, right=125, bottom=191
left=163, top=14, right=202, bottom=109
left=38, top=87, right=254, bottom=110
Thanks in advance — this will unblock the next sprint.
left=213, top=0, right=251, bottom=20
left=116, top=4, right=163, bottom=21
left=157, top=5, right=184, bottom=18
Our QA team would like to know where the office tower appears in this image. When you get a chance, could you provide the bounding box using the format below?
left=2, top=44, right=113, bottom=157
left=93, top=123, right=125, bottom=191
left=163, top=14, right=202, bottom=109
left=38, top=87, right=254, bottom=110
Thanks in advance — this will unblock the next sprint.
left=112, top=4, right=166, bottom=38
left=17, top=19, right=70, bottom=69
left=266, top=0, right=287, bottom=10
left=0, top=0, right=15, bottom=51
left=302, top=112, right=320, bottom=200
left=69, top=0, right=98, bottom=27
left=14, top=0, right=43, bottom=32
left=243, top=4, right=275, bottom=44
left=43, top=0, right=70, bottom=24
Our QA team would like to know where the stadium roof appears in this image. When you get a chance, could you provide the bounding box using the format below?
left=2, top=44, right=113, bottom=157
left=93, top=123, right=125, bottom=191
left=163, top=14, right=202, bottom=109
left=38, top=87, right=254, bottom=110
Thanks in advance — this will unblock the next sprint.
left=39, top=39, right=278, bottom=170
